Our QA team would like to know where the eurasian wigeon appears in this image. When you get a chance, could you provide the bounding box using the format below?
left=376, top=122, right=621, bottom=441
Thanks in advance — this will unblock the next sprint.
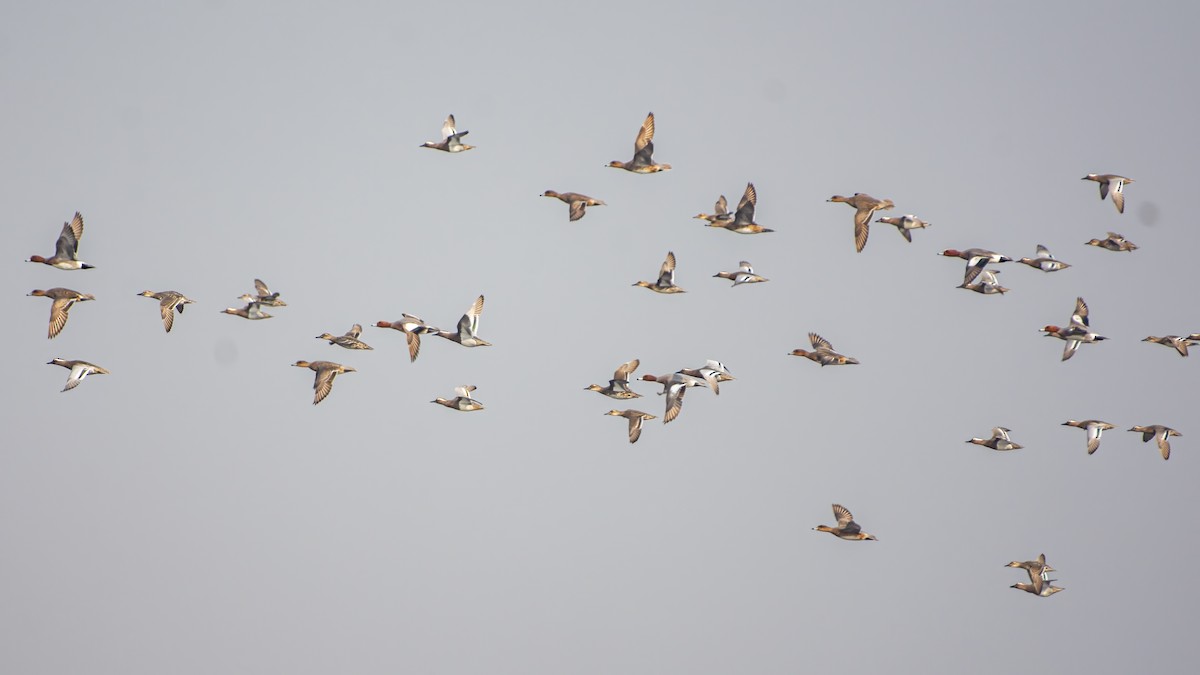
left=375, top=315, right=436, bottom=362
left=542, top=190, right=605, bottom=222
left=292, top=360, right=356, bottom=405
left=828, top=193, right=894, bottom=252
left=28, top=287, right=95, bottom=338
left=633, top=251, right=686, bottom=293
left=790, top=333, right=860, bottom=366
left=607, top=112, right=671, bottom=173
left=813, top=504, right=877, bottom=541
left=707, top=183, right=773, bottom=234
left=27, top=212, right=92, bottom=270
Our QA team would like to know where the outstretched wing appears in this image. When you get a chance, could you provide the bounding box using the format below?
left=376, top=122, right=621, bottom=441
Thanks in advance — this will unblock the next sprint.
left=657, top=251, right=677, bottom=286
left=733, top=183, right=757, bottom=224
left=614, top=359, right=639, bottom=381
left=832, top=504, right=854, bottom=528
left=457, top=295, right=485, bottom=338
left=633, top=112, right=655, bottom=153
left=1110, top=179, right=1126, bottom=213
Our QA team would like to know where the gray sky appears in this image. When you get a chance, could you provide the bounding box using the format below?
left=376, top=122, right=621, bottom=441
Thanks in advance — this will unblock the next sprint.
left=2, top=2, right=1196, bottom=673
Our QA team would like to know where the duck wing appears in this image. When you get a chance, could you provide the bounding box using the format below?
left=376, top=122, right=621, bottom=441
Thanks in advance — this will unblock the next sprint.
left=457, top=295, right=485, bottom=339
left=613, top=359, right=639, bottom=381
left=832, top=504, right=854, bottom=528
left=656, top=251, right=677, bottom=287
left=55, top=220, right=80, bottom=260
left=1110, top=178, right=1126, bottom=213
left=809, top=332, right=833, bottom=351
left=732, top=183, right=757, bottom=224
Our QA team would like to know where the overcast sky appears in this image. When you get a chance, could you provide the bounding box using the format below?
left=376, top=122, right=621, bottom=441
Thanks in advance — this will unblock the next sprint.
left=2, top=2, right=1196, bottom=673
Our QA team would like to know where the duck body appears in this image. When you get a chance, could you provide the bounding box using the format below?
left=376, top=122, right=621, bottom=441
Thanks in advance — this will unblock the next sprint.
left=1129, top=424, right=1180, bottom=460
left=1085, top=232, right=1138, bottom=252
left=790, top=333, right=860, bottom=366
left=694, top=194, right=734, bottom=227
left=1142, top=335, right=1197, bottom=357
left=318, top=324, right=373, bottom=350
left=222, top=302, right=272, bottom=320
left=828, top=193, right=894, bottom=252
left=542, top=190, right=605, bottom=222
left=875, top=214, right=930, bottom=243
left=421, top=114, right=474, bottom=152
left=640, top=372, right=707, bottom=423
left=813, top=504, right=877, bottom=541
left=1017, top=245, right=1071, bottom=272
left=1006, top=554, right=1055, bottom=581
left=375, top=314, right=438, bottom=362
left=239, top=278, right=287, bottom=307
left=607, top=112, right=671, bottom=173
left=967, top=426, right=1023, bottom=450
left=431, top=295, right=491, bottom=347
left=941, top=248, right=1013, bottom=287
left=708, top=183, right=772, bottom=234
left=713, top=261, right=768, bottom=286
left=292, top=360, right=355, bottom=405
left=585, top=359, right=642, bottom=399
left=1082, top=173, right=1133, bottom=213
left=633, top=251, right=686, bottom=293
left=1062, top=419, right=1115, bottom=454
left=1011, top=580, right=1064, bottom=597
left=432, top=385, right=484, bottom=411
left=605, top=409, right=656, bottom=443
left=48, top=358, right=109, bottom=392
left=958, top=269, right=1009, bottom=295
left=676, top=360, right=733, bottom=395
left=138, top=290, right=195, bottom=332
left=1041, top=297, right=1106, bottom=361
left=27, top=212, right=93, bottom=269
left=29, top=287, right=95, bottom=338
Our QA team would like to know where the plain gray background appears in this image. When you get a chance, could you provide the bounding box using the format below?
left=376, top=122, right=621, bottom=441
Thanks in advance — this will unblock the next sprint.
left=3, top=2, right=1196, bottom=673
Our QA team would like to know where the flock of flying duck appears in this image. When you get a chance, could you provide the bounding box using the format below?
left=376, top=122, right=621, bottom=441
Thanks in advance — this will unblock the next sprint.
left=22, top=113, right=1181, bottom=593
